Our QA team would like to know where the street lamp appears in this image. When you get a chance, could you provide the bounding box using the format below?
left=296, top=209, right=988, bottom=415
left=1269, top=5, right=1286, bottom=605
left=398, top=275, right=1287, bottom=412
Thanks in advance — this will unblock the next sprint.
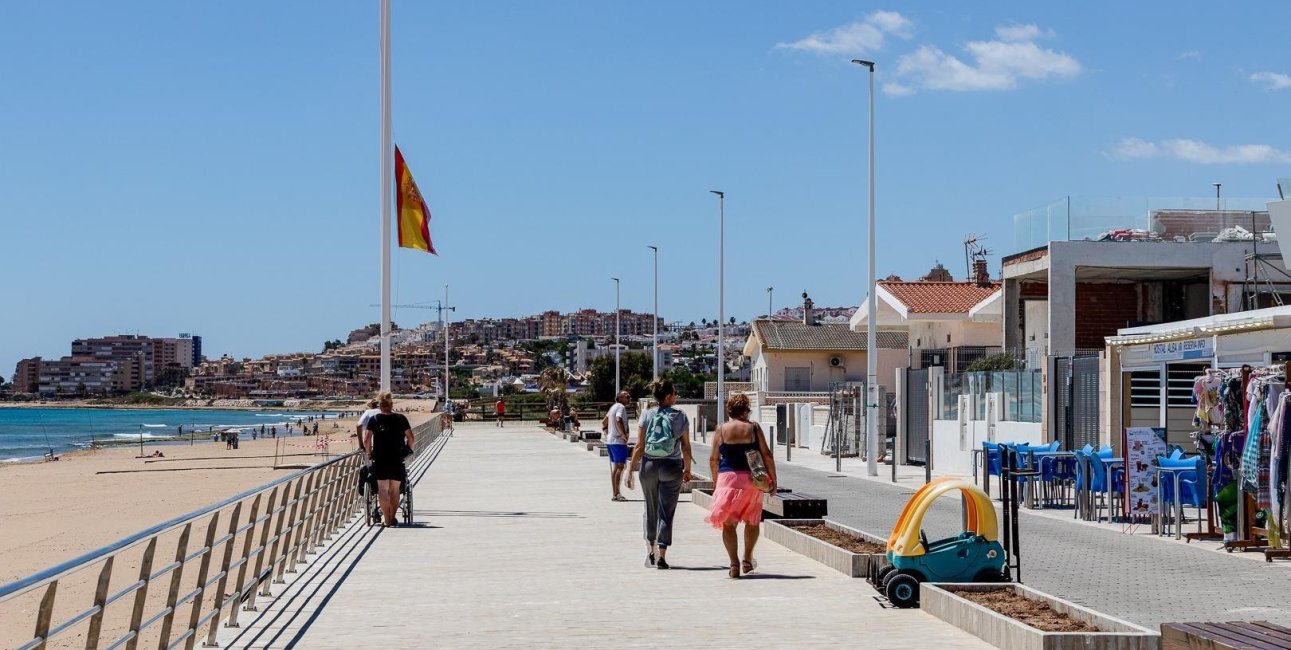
left=852, top=58, right=879, bottom=476
left=767, top=286, right=773, bottom=319
left=648, top=245, right=659, bottom=383
left=612, top=277, right=621, bottom=395
left=710, top=190, right=725, bottom=427
left=444, top=284, right=451, bottom=403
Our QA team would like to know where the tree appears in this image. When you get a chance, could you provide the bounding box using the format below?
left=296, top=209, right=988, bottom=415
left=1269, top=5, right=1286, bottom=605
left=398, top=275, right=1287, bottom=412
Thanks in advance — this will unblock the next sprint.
left=588, top=352, right=653, bottom=401
left=966, top=353, right=1016, bottom=372
left=664, top=367, right=712, bottom=399
left=322, top=339, right=344, bottom=353
left=729, top=316, right=736, bottom=325
left=538, top=367, right=570, bottom=411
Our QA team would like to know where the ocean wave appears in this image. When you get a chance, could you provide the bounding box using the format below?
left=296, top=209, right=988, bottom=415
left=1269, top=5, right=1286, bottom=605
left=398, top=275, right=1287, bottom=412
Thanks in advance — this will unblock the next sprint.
left=141, top=424, right=168, bottom=428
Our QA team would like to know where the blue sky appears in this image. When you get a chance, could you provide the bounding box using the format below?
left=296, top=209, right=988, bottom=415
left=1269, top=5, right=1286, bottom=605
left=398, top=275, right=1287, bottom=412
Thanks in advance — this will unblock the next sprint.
left=3, top=1, right=1289, bottom=374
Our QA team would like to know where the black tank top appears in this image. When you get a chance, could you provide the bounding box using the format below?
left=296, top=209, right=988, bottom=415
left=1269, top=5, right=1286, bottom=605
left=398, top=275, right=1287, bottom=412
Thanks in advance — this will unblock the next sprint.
left=718, top=424, right=760, bottom=472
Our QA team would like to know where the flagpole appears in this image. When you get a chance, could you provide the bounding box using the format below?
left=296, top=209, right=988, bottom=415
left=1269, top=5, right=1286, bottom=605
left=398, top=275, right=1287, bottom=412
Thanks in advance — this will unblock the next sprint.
left=379, top=0, right=393, bottom=393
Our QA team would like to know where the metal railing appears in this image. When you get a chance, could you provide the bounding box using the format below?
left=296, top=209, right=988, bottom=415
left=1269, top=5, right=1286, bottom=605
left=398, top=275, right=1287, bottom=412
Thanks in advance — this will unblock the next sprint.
left=0, top=417, right=446, bottom=650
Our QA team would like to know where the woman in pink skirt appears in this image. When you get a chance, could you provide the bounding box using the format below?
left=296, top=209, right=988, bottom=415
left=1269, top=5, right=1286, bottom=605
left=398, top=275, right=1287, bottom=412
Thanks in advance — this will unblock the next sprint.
left=706, top=394, right=776, bottom=578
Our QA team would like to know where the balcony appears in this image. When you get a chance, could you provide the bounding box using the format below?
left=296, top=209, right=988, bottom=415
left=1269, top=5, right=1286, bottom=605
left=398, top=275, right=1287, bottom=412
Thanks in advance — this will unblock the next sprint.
left=1013, top=196, right=1275, bottom=252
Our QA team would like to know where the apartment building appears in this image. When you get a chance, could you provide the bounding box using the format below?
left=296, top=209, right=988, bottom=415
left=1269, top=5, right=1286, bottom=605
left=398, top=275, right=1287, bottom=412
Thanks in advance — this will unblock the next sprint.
left=11, top=357, right=42, bottom=394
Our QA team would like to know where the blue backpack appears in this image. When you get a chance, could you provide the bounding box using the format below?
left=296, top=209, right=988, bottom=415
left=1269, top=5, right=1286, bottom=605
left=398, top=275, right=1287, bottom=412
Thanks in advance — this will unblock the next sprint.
left=643, top=408, right=676, bottom=457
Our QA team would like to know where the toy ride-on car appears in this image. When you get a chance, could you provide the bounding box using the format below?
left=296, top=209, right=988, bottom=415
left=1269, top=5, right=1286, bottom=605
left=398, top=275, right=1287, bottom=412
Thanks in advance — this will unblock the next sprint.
left=869, top=478, right=1007, bottom=608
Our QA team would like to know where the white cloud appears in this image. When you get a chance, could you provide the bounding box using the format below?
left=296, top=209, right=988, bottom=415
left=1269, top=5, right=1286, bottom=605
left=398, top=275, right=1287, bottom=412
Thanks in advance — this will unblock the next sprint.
left=1178, top=50, right=1202, bottom=61
left=886, top=26, right=1079, bottom=94
left=1110, top=137, right=1291, bottom=164
left=995, top=24, right=1052, bottom=42
left=775, top=11, right=913, bottom=56
left=1250, top=71, right=1291, bottom=90
left=882, top=82, right=915, bottom=96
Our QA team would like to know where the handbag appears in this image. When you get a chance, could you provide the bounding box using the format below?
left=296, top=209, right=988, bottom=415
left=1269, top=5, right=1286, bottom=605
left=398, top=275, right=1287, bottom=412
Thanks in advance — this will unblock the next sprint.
left=744, top=424, right=773, bottom=493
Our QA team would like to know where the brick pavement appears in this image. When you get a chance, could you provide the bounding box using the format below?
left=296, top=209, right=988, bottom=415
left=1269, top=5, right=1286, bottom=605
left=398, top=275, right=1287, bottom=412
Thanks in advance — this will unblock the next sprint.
left=695, top=442, right=1291, bottom=627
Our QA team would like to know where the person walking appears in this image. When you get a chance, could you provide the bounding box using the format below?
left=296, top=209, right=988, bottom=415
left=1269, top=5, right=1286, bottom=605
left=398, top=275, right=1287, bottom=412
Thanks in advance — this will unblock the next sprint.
left=604, top=391, right=632, bottom=501
left=495, top=397, right=506, bottom=427
left=356, top=398, right=381, bottom=440
left=706, top=393, right=776, bottom=579
left=363, top=392, right=415, bottom=527
left=626, top=379, right=692, bottom=569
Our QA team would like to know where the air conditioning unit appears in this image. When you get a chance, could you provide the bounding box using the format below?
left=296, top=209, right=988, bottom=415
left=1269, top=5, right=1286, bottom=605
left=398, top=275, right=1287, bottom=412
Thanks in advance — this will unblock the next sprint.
left=828, top=355, right=844, bottom=368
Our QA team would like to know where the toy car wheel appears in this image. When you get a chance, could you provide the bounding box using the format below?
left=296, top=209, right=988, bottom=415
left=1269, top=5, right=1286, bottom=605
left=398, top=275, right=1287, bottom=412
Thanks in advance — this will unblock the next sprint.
left=885, top=574, right=921, bottom=608
left=874, top=565, right=895, bottom=587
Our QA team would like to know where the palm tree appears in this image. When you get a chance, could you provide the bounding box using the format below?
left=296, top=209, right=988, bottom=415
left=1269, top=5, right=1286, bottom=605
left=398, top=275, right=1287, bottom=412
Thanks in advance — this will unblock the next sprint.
left=538, top=367, right=569, bottom=412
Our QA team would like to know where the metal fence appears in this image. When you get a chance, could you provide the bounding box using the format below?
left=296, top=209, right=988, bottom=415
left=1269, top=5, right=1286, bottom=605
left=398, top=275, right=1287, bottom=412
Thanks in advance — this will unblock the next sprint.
left=0, top=417, right=446, bottom=650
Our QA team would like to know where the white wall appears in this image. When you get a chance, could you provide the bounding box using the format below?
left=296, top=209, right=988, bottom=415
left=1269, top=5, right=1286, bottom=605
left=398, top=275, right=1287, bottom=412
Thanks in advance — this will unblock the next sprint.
left=908, top=319, right=1003, bottom=349
left=931, top=419, right=1044, bottom=477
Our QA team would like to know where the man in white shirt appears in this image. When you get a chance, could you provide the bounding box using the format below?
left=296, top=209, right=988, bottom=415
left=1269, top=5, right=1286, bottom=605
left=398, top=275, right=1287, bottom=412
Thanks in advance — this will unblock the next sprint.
left=355, top=399, right=381, bottom=442
left=604, top=391, right=632, bottom=501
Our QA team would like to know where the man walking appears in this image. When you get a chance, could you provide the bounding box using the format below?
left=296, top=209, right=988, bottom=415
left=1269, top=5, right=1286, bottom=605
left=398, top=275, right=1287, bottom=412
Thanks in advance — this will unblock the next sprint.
left=605, top=391, right=631, bottom=501
left=495, top=397, right=506, bottom=427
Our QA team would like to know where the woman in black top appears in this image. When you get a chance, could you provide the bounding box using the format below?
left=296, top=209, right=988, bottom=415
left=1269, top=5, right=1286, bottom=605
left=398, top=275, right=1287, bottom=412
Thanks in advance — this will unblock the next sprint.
left=706, top=393, right=776, bottom=578
left=363, top=392, right=415, bottom=527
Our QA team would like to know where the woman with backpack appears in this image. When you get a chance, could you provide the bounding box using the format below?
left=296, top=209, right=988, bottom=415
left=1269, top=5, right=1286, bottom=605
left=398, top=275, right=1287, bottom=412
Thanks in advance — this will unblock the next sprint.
left=706, top=393, right=776, bottom=578
left=625, top=379, right=692, bottom=569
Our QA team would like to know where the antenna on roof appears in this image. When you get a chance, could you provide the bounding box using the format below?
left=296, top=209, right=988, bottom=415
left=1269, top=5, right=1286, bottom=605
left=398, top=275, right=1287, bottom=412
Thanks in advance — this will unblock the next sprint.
left=964, top=235, right=994, bottom=287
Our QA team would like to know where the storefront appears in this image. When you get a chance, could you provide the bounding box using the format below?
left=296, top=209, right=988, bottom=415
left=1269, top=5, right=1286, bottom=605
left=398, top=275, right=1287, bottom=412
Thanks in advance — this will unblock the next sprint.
left=1105, top=306, right=1291, bottom=448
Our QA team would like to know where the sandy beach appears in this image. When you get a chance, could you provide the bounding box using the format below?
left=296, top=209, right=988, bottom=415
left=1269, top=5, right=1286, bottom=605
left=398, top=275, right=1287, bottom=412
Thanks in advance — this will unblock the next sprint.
left=0, top=400, right=435, bottom=585
left=0, top=398, right=437, bottom=649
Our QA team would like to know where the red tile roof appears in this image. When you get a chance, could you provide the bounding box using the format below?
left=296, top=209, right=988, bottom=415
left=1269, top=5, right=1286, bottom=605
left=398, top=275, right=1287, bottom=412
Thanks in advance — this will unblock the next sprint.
left=878, top=281, right=1000, bottom=314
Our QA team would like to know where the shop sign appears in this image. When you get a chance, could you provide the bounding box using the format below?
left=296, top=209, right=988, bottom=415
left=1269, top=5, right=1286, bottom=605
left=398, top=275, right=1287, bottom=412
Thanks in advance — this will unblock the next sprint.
left=1150, top=337, right=1212, bottom=361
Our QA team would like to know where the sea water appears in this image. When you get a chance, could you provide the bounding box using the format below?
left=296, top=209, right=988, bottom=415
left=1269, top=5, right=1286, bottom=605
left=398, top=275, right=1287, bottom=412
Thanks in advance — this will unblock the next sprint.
left=0, top=408, right=337, bottom=461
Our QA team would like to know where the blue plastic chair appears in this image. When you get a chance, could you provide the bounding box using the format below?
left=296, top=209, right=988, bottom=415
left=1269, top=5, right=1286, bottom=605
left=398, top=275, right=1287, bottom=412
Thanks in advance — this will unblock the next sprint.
left=1086, top=451, right=1124, bottom=522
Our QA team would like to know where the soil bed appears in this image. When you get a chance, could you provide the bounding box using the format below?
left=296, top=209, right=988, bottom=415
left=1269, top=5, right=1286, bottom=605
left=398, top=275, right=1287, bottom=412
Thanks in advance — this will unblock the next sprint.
left=788, top=523, right=884, bottom=554
left=949, top=587, right=1097, bottom=633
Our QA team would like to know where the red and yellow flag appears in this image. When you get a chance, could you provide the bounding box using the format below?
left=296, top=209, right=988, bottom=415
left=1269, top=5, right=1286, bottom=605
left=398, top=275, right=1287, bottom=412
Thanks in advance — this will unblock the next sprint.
left=395, top=146, right=436, bottom=254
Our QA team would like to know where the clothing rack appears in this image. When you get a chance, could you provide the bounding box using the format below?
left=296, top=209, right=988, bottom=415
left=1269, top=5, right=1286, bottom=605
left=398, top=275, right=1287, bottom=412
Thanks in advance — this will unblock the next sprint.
left=1191, top=364, right=1288, bottom=553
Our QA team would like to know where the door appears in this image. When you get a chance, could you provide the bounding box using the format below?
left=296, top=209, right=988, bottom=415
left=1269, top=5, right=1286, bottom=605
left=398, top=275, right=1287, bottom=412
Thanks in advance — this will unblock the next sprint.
left=785, top=367, right=810, bottom=392
left=905, top=368, right=930, bottom=464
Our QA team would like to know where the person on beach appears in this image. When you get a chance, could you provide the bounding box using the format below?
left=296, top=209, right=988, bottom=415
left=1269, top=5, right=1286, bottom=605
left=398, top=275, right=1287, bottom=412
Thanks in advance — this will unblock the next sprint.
left=495, top=398, right=506, bottom=427
left=625, top=379, right=692, bottom=569
left=605, top=391, right=632, bottom=501
left=363, top=391, right=415, bottom=527
left=706, top=393, right=776, bottom=579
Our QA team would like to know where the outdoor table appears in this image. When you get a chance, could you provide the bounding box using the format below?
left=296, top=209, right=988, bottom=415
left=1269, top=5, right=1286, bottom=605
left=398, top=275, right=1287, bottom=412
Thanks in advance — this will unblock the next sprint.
left=1101, top=457, right=1124, bottom=523
left=1025, top=450, right=1075, bottom=509
left=1153, top=464, right=1192, bottom=540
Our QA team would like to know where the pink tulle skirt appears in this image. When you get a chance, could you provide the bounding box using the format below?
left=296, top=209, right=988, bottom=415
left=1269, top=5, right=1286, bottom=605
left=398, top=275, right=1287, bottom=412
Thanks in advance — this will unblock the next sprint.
left=704, top=471, right=763, bottom=529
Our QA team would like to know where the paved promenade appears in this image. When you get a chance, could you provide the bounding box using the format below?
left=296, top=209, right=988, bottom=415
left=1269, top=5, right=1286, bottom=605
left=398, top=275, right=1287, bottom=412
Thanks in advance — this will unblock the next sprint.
left=220, top=423, right=991, bottom=649
left=694, top=441, right=1291, bottom=627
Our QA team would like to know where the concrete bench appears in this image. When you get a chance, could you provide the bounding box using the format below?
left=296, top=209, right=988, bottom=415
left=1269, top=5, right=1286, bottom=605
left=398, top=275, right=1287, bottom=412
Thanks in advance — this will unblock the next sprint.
left=1162, top=621, right=1291, bottom=649
left=762, top=491, right=828, bottom=519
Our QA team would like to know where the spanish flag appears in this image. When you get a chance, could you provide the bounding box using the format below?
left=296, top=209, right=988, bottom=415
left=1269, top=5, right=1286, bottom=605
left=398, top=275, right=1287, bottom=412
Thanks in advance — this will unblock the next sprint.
left=395, top=146, right=436, bottom=254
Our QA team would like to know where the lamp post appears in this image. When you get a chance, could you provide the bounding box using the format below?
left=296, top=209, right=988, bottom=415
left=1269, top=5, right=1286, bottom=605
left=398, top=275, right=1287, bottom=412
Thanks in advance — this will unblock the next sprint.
left=767, top=286, right=773, bottom=319
left=612, top=277, right=621, bottom=395
left=444, top=284, right=451, bottom=403
left=852, top=58, right=879, bottom=476
left=648, top=245, right=659, bottom=383
left=710, top=190, right=725, bottom=426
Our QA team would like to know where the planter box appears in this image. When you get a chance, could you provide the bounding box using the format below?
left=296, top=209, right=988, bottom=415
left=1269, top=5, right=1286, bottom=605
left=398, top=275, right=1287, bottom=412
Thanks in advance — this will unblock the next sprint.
left=691, top=488, right=714, bottom=509
left=586, top=441, right=604, bottom=451
left=921, top=583, right=1159, bottom=650
left=763, top=519, right=886, bottom=578
left=682, top=477, right=714, bottom=495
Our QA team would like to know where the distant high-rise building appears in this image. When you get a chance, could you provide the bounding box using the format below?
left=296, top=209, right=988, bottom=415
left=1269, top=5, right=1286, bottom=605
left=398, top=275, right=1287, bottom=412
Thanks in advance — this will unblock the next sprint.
left=12, top=357, right=41, bottom=394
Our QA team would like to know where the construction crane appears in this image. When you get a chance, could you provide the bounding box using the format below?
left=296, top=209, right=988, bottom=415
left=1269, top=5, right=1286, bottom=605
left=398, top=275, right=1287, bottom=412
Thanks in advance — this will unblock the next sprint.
left=369, top=299, right=456, bottom=400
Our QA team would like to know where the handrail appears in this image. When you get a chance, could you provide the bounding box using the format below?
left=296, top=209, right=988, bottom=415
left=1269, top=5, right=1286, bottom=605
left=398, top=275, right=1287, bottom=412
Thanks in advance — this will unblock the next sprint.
left=0, top=450, right=360, bottom=603
left=1, top=416, right=446, bottom=650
